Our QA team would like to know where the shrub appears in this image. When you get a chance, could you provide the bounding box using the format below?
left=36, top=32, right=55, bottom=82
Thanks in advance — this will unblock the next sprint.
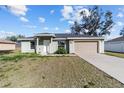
left=55, top=47, right=67, bottom=54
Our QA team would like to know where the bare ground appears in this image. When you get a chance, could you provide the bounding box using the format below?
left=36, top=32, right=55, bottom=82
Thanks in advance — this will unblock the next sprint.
left=0, top=56, right=124, bottom=88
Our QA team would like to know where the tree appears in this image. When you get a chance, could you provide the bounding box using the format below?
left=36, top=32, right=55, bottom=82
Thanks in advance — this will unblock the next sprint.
left=71, top=6, right=114, bottom=36
left=71, top=21, right=82, bottom=34
left=17, top=35, right=25, bottom=38
left=6, top=35, right=25, bottom=42
left=120, top=27, right=124, bottom=36
left=6, top=36, right=17, bottom=42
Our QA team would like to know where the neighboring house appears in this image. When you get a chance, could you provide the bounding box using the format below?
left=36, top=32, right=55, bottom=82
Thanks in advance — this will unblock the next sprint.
left=0, top=40, right=16, bottom=51
left=18, top=33, right=104, bottom=55
left=105, top=36, right=124, bottom=53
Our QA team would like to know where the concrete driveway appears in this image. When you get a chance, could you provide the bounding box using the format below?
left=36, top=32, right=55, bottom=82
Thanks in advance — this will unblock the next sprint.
left=78, top=53, right=124, bottom=84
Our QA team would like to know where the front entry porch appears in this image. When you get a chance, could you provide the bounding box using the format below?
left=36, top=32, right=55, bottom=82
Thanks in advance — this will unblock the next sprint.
left=36, top=37, right=52, bottom=55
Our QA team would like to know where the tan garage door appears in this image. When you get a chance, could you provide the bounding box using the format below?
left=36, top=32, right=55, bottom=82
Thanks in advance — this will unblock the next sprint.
left=75, top=41, right=98, bottom=55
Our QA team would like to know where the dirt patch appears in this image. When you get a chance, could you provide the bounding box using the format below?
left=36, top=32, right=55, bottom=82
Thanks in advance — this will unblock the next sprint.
left=0, top=56, right=124, bottom=88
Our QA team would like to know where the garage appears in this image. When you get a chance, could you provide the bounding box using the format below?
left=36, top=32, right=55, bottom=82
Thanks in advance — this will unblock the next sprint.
left=74, top=41, right=98, bottom=55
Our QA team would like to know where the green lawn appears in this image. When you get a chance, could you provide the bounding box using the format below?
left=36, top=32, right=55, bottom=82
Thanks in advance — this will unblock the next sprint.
left=0, top=53, right=124, bottom=88
left=105, top=52, right=124, bottom=58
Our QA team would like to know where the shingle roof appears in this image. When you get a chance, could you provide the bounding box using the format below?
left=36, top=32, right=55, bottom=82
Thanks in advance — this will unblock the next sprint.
left=106, top=36, right=124, bottom=42
left=55, top=33, right=97, bottom=38
left=18, top=33, right=103, bottom=41
left=0, top=40, right=16, bottom=44
left=34, top=33, right=55, bottom=37
left=18, top=37, right=34, bottom=41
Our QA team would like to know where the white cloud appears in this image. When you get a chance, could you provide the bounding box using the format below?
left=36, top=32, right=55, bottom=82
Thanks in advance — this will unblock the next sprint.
left=24, top=25, right=37, bottom=29
left=61, top=6, right=90, bottom=23
left=0, top=30, right=16, bottom=38
left=73, top=5, right=87, bottom=10
left=5, top=6, right=29, bottom=23
left=78, top=8, right=90, bottom=17
left=65, top=29, right=71, bottom=33
left=6, top=5, right=28, bottom=16
left=117, top=21, right=124, bottom=26
left=60, top=18, right=65, bottom=21
left=117, top=12, right=124, bottom=18
left=39, top=17, right=45, bottom=23
left=68, top=20, right=74, bottom=24
left=73, top=8, right=90, bottom=22
left=61, top=6, right=73, bottom=20
left=43, top=27, right=48, bottom=30
left=50, top=10, right=55, bottom=14
left=119, top=8, right=124, bottom=12
left=105, top=34, right=120, bottom=41
left=105, top=22, right=123, bottom=40
left=20, top=17, right=29, bottom=22
left=55, top=27, right=59, bottom=30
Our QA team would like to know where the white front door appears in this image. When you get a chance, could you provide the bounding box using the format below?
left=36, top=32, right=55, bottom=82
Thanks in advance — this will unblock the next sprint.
left=43, top=40, right=50, bottom=54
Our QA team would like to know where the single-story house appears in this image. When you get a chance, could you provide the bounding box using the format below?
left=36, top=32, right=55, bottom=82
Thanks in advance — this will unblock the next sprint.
left=0, top=40, right=16, bottom=51
left=105, top=36, right=124, bottom=53
left=18, top=33, right=104, bottom=55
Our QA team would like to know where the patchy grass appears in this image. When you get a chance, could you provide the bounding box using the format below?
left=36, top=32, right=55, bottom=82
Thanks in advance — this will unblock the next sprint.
left=0, top=55, right=124, bottom=88
left=2, top=82, right=11, bottom=87
left=105, top=52, right=124, bottom=58
left=0, top=53, right=40, bottom=62
left=0, top=74, right=4, bottom=77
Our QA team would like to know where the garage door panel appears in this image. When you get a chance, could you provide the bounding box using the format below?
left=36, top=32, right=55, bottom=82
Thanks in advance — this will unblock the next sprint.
left=75, top=41, right=98, bottom=55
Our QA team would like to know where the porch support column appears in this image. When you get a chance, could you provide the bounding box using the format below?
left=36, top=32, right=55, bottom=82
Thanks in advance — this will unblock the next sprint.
left=98, top=40, right=104, bottom=53
left=50, top=37, right=52, bottom=43
left=69, top=40, right=75, bottom=54
left=36, top=37, right=39, bottom=54
left=50, top=37, right=53, bottom=53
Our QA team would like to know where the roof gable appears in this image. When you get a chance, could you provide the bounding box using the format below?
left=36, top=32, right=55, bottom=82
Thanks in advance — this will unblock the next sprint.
left=34, top=33, right=55, bottom=37
left=0, top=40, right=15, bottom=44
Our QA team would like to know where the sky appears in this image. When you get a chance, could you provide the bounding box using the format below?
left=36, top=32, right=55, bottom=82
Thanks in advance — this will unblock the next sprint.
left=0, top=5, right=124, bottom=40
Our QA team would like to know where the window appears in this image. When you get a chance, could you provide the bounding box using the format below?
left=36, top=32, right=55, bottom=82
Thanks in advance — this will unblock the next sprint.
left=58, top=40, right=65, bottom=48
left=31, top=41, right=35, bottom=49
left=39, top=39, right=43, bottom=45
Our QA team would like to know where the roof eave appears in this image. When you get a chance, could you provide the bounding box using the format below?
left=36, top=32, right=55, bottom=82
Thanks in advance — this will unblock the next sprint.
left=34, top=33, right=56, bottom=37
left=17, top=38, right=34, bottom=41
left=67, top=37, right=105, bottom=40
left=0, top=42, right=16, bottom=44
